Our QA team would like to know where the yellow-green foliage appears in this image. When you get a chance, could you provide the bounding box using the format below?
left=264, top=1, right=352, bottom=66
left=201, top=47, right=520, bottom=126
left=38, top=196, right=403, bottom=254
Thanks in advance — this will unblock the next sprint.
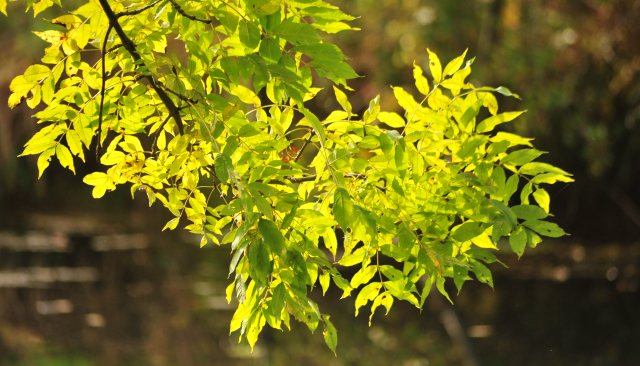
left=6, top=0, right=572, bottom=354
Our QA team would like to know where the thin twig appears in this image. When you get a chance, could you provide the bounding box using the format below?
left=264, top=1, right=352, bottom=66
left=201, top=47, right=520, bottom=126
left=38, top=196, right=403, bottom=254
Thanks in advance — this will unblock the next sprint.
left=116, top=0, right=162, bottom=17
left=158, top=81, right=198, bottom=104
left=167, top=0, right=212, bottom=23
left=293, top=131, right=314, bottom=163
left=97, top=0, right=185, bottom=135
left=204, top=166, right=221, bottom=183
left=106, top=43, right=122, bottom=53
left=96, top=24, right=113, bottom=163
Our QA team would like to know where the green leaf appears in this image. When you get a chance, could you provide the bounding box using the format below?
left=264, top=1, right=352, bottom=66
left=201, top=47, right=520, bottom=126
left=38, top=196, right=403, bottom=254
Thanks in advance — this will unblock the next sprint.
left=456, top=135, right=489, bottom=159
left=531, top=173, right=575, bottom=184
left=220, top=58, right=239, bottom=85
left=420, top=275, right=436, bottom=309
left=509, top=226, right=527, bottom=257
left=501, top=149, right=546, bottom=166
left=281, top=200, right=299, bottom=230
left=249, top=239, right=271, bottom=285
left=511, top=205, right=548, bottom=221
left=476, top=111, right=526, bottom=133
left=458, top=98, right=484, bottom=130
left=258, top=218, right=285, bottom=256
left=258, top=37, right=281, bottom=63
left=323, top=316, right=338, bottom=356
left=271, top=282, right=285, bottom=318
left=466, top=249, right=507, bottom=267
left=503, top=174, right=519, bottom=204
left=235, top=274, right=247, bottom=304
left=229, top=240, right=249, bottom=275
left=214, top=153, right=233, bottom=183
left=519, top=162, right=571, bottom=176
left=494, top=86, right=521, bottom=99
left=246, top=0, right=281, bottom=16
left=436, top=276, right=452, bottom=304
left=522, top=220, right=565, bottom=238
left=452, top=221, right=485, bottom=242
left=333, top=188, right=354, bottom=230
left=525, top=228, right=543, bottom=248
left=291, top=43, right=347, bottom=61
left=302, top=109, right=326, bottom=144
left=272, top=19, right=322, bottom=46
left=311, top=59, right=359, bottom=82
left=239, top=20, right=262, bottom=49
left=490, top=199, right=518, bottom=228
left=267, top=64, right=302, bottom=83
left=470, top=258, right=493, bottom=288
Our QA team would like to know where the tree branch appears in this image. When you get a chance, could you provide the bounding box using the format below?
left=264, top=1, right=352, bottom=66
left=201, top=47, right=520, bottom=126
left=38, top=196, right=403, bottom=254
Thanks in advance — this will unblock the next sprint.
left=293, top=131, right=314, bottom=163
left=166, top=0, right=212, bottom=24
left=97, top=0, right=184, bottom=135
left=157, top=81, right=198, bottom=104
left=116, top=0, right=162, bottom=17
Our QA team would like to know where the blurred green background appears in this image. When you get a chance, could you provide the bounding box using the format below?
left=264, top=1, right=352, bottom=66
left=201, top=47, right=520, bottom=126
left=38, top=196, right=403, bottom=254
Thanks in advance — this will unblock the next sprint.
left=1, top=0, right=639, bottom=365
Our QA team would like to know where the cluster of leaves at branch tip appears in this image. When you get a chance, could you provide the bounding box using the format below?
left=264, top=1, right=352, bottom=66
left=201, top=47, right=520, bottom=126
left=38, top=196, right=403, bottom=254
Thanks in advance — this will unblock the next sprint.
left=6, top=0, right=573, bottom=355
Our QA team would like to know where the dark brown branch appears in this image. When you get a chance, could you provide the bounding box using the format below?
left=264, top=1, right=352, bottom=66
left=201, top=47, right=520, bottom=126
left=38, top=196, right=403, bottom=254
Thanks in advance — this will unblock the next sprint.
left=116, top=0, right=162, bottom=17
left=106, top=43, right=122, bottom=53
left=167, top=0, right=212, bottom=24
left=97, top=0, right=184, bottom=135
left=158, top=81, right=198, bottom=104
left=97, top=24, right=113, bottom=163
left=293, top=131, right=314, bottom=163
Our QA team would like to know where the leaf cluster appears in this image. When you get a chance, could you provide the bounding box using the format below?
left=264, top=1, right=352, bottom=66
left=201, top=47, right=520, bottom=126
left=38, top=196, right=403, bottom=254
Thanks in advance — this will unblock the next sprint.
left=6, top=0, right=572, bottom=354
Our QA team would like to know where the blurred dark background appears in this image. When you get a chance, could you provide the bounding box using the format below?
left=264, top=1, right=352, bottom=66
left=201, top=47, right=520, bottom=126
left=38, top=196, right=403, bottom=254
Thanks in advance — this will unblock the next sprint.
left=1, top=0, right=639, bottom=365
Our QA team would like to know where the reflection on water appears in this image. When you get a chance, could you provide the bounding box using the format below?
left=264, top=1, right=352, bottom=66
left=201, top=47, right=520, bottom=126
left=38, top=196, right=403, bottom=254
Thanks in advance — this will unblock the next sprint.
left=0, top=212, right=639, bottom=366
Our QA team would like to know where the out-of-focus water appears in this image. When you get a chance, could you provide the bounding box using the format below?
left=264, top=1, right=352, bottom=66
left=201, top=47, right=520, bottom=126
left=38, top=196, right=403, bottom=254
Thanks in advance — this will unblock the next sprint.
left=0, top=206, right=638, bottom=366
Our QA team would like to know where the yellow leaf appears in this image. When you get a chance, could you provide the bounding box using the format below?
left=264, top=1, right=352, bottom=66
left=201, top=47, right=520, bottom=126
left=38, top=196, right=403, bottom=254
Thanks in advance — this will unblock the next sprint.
left=50, top=15, right=83, bottom=30
left=8, top=93, right=25, bottom=108
left=37, top=148, right=56, bottom=178
left=33, top=30, right=66, bottom=44
left=56, top=144, right=75, bottom=174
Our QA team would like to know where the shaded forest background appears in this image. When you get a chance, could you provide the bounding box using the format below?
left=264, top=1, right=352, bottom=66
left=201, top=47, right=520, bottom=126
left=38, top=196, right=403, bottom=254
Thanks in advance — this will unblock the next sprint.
left=0, top=0, right=639, bottom=365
